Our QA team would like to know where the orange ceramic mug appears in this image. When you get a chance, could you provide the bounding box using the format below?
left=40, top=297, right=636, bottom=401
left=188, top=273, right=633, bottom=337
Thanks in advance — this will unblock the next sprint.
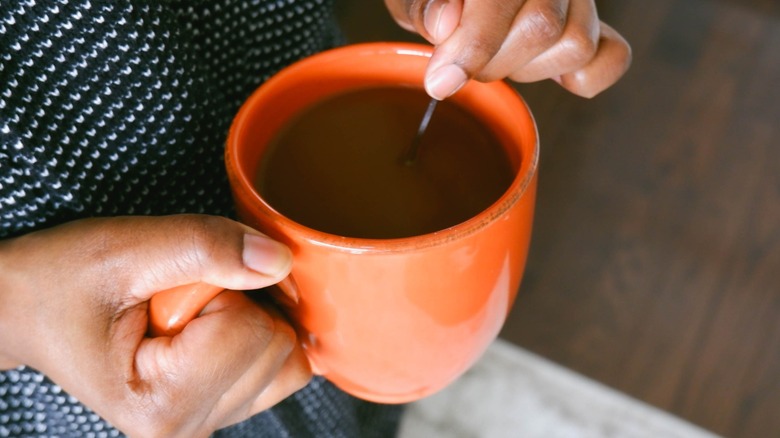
left=149, top=42, right=538, bottom=404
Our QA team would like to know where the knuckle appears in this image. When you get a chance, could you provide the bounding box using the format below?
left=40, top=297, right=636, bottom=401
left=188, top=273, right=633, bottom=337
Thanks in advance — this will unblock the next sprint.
left=458, top=33, right=503, bottom=80
left=176, top=214, right=232, bottom=272
left=560, top=27, right=599, bottom=66
left=243, top=307, right=277, bottom=348
left=519, top=5, right=566, bottom=46
left=258, top=313, right=298, bottom=357
left=273, top=321, right=297, bottom=351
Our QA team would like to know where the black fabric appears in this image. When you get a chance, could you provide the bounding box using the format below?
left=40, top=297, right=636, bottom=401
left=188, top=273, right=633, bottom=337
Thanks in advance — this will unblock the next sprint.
left=0, top=0, right=403, bottom=436
left=1, top=0, right=346, bottom=236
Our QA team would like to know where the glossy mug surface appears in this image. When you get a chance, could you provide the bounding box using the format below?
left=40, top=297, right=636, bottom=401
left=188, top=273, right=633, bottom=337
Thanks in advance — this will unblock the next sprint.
left=149, top=42, right=539, bottom=403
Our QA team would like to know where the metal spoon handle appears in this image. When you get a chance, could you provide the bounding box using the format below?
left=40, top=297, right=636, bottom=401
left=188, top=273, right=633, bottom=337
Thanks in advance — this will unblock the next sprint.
left=403, top=97, right=439, bottom=166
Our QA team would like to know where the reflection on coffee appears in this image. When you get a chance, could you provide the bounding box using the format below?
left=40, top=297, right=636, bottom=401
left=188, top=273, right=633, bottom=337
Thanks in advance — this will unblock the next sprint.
left=254, top=86, right=515, bottom=239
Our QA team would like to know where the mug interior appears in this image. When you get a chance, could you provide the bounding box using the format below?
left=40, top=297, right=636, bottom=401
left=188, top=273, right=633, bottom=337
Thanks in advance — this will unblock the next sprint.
left=226, top=42, right=538, bottom=251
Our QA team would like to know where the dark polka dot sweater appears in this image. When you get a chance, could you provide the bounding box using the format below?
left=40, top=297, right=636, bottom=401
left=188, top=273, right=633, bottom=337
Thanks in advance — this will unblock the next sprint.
left=0, top=1, right=401, bottom=436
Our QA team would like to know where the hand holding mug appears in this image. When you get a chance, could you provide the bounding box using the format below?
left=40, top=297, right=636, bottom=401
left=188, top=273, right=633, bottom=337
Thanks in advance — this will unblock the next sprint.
left=152, top=43, right=539, bottom=403
left=0, top=215, right=310, bottom=437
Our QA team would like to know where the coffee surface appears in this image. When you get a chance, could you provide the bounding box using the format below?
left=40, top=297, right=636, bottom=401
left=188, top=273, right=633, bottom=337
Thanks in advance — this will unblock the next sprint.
left=255, top=86, right=515, bottom=239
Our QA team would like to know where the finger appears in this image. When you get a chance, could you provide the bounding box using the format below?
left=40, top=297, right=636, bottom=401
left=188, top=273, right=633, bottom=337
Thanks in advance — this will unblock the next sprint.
left=482, top=0, right=596, bottom=83
left=555, top=22, right=632, bottom=97
left=384, top=0, right=422, bottom=35
left=423, top=0, right=464, bottom=44
left=132, top=292, right=281, bottom=433
left=206, top=297, right=309, bottom=428
left=117, top=215, right=293, bottom=300
left=383, top=0, right=463, bottom=42
left=425, top=0, right=528, bottom=99
left=137, top=292, right=274, bottom=391
left=248, top=342, right=311, bottom=415
left=216, top=314, right=311, bottom=430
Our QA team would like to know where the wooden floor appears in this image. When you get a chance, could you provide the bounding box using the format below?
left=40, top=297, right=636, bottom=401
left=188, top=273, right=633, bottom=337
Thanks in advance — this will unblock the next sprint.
left=335, top=1, right=780, bottom=437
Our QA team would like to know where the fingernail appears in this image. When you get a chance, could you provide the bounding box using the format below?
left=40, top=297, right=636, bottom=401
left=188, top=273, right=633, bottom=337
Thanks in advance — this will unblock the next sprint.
left=425, top=64, right=468, bottom=100
left=424, top=0, right=458, bottom=43
left=243, top=234, right=292, bottom=278
left=277, top=276, right=300, bottom=304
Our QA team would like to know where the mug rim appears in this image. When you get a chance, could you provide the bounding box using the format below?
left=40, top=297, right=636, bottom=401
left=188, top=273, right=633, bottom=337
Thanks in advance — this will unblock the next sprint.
left=226, top=42, right=539, bottom=253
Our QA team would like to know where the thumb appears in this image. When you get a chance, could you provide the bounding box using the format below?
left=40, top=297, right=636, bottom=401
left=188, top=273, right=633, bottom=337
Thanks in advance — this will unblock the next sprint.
left=121, top=215, right=293, bottom=301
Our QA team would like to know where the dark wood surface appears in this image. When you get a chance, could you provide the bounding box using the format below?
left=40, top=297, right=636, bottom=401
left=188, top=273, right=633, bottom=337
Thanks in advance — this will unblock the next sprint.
left=335, top=1, right=780, bottom=437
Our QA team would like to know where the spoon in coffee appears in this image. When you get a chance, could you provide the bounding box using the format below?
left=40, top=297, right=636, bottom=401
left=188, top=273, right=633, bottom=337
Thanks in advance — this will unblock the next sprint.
left=402, top=97, right=439, bottom=166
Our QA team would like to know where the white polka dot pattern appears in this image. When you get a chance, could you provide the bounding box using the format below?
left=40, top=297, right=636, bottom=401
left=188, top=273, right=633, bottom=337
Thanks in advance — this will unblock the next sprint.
left=1, top=0, right=340, bottom=237
left=0, top=1, right=401, bottom=436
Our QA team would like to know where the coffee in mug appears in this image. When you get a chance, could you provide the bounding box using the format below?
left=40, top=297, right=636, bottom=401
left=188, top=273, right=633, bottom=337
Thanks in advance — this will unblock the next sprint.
left=255, top=86, right=515, bottom=239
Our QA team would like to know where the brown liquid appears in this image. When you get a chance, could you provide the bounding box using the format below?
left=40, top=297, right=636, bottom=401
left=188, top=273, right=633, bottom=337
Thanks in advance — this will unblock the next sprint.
left=255, top=86, right=515, bottom=239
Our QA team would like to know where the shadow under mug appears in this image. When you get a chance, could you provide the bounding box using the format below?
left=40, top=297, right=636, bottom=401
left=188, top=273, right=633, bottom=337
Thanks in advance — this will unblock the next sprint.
left=149, top=42, right=539, bottom=404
